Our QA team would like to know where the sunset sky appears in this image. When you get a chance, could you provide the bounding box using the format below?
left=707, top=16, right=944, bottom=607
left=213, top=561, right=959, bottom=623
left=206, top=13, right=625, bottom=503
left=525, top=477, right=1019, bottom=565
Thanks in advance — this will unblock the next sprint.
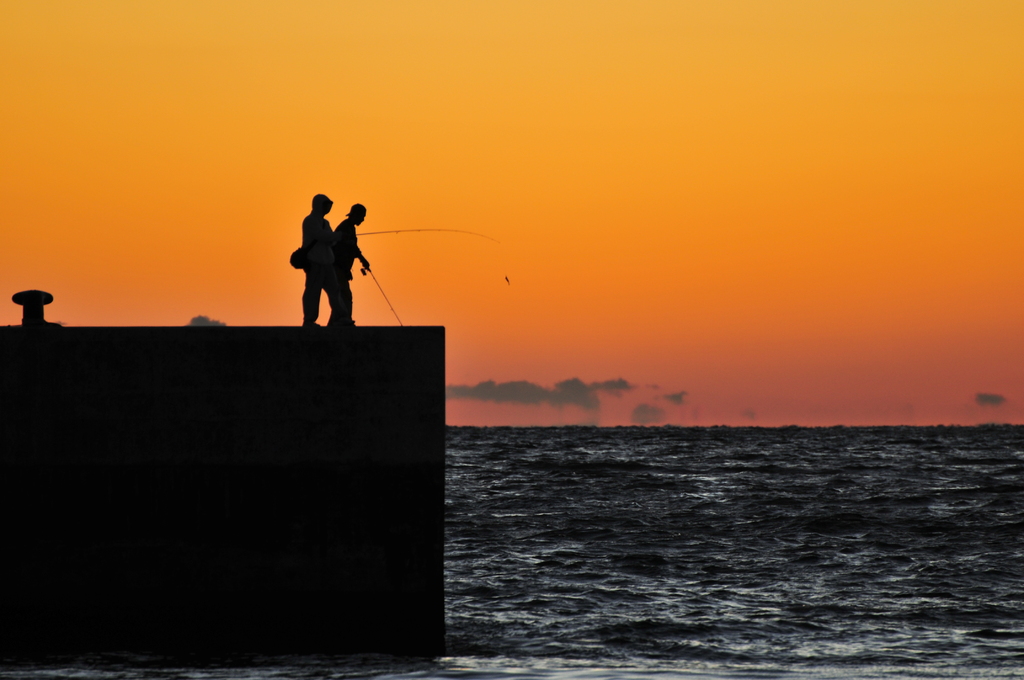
left=2, top=1, right=1022, bottom=426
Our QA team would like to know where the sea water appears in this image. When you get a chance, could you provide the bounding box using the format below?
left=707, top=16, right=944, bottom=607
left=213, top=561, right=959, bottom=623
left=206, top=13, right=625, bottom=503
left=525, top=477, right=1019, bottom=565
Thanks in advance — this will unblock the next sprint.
left=2, top=426, right=1022, bottom=679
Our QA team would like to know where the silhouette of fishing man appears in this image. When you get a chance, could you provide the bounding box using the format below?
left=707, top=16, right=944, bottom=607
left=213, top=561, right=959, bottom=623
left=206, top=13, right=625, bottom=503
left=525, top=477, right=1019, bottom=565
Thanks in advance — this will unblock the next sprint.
left=301, top=194, right=352, bottom=327
left=332, top=203, right=371, bottom=325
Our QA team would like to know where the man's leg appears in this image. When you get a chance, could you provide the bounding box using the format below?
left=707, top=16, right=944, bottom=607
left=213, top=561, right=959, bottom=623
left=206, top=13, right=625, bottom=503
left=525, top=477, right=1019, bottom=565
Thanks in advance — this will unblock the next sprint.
left=339, top=278, right=354, bottom=323
left=324, top=266, right=352, bottom=326
left=333, top=266, right=355, bottom=324
left=302, top=266, right=323, bottom=326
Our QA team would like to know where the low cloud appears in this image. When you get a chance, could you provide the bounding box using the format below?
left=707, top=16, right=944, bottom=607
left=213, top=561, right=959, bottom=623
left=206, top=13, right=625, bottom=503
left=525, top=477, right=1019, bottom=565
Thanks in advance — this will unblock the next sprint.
left=976, top=393, right=1006, bottom=407
left=589, top=378, right=634, bottom=394
left=662, top=391, right=687, bottom=405
left=187, top=315, right=226, bottom=326
left=631, top=403, right=666, bottom=425
left=446, top=378, right=634, bottom=410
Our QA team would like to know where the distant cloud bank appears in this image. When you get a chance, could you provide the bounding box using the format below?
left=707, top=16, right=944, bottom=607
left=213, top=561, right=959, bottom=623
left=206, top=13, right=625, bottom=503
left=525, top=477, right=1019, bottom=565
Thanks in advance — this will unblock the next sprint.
left=187, top=315, right=226, bottom=326
left=976, top=393, right=1006, bottom=407
left=446, top=378, right=634, bottom=410
left=662, top=391, right=687, bottom=405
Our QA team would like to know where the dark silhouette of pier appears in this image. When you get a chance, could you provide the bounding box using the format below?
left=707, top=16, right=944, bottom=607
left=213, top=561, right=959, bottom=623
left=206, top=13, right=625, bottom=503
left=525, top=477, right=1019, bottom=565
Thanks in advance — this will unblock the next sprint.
left=0, top=298, right=445, bottom=655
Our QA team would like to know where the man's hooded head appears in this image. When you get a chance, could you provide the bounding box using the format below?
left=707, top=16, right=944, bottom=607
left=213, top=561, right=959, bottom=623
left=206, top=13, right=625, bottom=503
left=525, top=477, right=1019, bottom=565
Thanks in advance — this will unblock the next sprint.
left=312, top=194, right=333, bottom=215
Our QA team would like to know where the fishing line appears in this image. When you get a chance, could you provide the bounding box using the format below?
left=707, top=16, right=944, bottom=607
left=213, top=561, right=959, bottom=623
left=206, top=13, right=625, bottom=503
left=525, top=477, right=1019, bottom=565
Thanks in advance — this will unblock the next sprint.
left=361, top=268, right=402, bottom=326
left=356, top=227, right=512, bottom=282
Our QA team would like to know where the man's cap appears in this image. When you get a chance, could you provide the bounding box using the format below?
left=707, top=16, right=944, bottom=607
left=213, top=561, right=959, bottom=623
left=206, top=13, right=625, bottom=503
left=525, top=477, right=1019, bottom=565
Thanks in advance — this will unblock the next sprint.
left=347, top=203, right=367, bottom=216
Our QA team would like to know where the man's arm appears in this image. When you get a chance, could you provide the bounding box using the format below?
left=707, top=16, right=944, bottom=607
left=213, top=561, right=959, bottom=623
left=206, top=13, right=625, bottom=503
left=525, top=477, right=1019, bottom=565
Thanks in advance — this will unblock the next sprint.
left=316, top=230, right=343, bottom=244
left=303, top=216, right=342, bottom=244
left=338, top=223, right=371, bottom=269
left=355, top=240, right=370, bottom=270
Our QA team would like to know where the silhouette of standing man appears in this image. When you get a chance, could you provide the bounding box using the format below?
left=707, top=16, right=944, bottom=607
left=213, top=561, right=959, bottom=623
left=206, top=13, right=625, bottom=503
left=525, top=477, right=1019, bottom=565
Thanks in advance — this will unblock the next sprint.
left=301, top=194, right=352, bottom=327
left=332, top=204, right=371, bottom=325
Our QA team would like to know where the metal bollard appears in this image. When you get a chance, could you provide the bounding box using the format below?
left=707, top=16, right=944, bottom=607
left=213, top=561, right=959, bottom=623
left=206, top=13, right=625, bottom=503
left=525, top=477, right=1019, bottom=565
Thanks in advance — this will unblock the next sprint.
left=12, top=290, right=55, bottom=326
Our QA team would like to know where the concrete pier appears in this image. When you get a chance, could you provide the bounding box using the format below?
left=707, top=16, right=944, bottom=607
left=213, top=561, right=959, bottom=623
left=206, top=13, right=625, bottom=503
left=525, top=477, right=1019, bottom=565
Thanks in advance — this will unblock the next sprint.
left=0, top=326, right=445, bottom=655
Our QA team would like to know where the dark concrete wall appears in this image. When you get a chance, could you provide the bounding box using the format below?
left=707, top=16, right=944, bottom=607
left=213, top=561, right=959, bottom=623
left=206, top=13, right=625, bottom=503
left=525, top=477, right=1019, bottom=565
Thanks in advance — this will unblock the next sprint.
left=0, top=326, right=445, bottom=655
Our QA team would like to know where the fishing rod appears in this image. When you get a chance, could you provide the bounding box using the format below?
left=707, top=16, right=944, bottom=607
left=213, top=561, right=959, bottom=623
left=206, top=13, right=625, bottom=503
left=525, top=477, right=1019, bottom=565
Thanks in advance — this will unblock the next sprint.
left=357, top=228, right=500, bottom=243
left=361, top=268, right=402, bottom=326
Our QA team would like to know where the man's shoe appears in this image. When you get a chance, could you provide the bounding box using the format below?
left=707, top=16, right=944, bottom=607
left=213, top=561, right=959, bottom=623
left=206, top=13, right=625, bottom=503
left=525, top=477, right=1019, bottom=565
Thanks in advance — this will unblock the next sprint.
left=302, top=321, right=321, bottom=327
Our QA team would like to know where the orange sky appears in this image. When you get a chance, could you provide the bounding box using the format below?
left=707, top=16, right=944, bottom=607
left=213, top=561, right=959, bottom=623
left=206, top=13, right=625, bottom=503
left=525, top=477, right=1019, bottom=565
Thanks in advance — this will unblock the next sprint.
left=2, top=1, right=1022, bottom=425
